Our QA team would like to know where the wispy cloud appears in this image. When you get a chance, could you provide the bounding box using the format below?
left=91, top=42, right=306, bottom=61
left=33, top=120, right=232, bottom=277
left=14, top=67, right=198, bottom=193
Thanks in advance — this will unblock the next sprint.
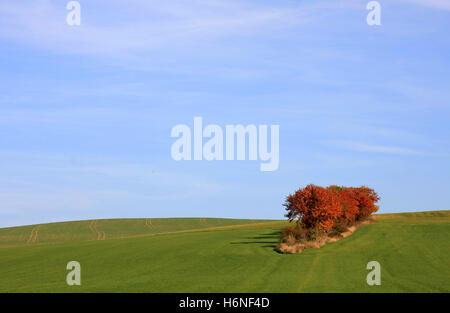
left=398, top=0, right=450, bottom=11
left=0, top=0, right=307, bottom=59
left=332, top=140, right=424, bottom=156
left=0, top=149, right=228, bottom=197
left=0, top=148, right=231, bottom=226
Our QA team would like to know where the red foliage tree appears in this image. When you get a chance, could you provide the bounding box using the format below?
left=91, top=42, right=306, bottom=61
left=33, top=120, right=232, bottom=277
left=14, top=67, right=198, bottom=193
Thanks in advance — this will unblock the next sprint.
left=284, top=184, right=342, bottom=231
left=349, top=186, right=380, bottom=220
left=284, top=184, right=380, bottom=232
left=328, top=186, right=359, bottom=225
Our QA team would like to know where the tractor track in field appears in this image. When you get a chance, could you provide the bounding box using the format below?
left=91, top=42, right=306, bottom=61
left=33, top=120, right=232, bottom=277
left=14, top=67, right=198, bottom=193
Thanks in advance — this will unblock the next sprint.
left=297, top=253, right=322, bottom=293
left=145, top=218, right=154, bottom=230
left=1, top=220, right=284, bottom=248
left=89, top=220, right=106, bottom=241
left=89, top=220, right=96, bottom=236
left=27, top=225, right=41, bottom=244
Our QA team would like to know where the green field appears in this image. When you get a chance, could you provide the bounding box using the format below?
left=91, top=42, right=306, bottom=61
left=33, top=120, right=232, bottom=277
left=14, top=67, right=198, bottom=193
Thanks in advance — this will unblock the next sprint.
left=0, top=211, right=449, bottom=292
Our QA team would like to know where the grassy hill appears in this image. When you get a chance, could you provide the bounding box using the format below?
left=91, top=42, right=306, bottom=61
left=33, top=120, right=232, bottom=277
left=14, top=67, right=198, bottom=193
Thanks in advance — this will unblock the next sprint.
left=0, top=211, right=449, bottom=292
left=0, top=217, right=269, bottom=246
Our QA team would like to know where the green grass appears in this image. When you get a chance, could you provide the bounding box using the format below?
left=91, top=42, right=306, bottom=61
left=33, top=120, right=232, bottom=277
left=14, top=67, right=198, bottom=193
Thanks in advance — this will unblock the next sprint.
left=0, top=217, right=269, bottom=246
left=0, top=211, right=449, bottom=292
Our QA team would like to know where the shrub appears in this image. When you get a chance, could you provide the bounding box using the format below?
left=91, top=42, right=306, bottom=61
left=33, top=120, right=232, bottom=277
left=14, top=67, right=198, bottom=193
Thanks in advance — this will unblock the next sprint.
left=281, top=225, right=309, bottom=243
left=284, top=184, right=342, bottom=231
left=328, top=186, right=359, bottom=224
left=329, top=221, right=349, bottom=237
left=283, top=184, right=379, bottom=234
left=279, top=184, right=379, bottom=253
left=306, top=227, right=325, bottom=241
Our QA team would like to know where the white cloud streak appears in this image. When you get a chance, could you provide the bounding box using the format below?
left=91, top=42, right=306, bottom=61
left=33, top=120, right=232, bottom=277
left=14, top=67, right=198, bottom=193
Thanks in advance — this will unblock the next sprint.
left=0, top=0, right=307, bottom=58
left=398, top=0, right=450, bottom=11
left=332, top=140, right=423, bottom=156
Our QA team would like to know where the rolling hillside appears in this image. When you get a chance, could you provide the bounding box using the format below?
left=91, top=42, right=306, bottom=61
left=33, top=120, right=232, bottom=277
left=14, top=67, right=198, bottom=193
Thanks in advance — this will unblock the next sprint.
left=0, top=217, right=271, bottom=246
left=0, top=211, right=449, bottom=292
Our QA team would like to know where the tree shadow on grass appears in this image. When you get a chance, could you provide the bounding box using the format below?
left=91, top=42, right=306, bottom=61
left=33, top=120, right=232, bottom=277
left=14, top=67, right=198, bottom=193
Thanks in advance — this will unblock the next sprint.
left=230, top=230, right=281, bottom=251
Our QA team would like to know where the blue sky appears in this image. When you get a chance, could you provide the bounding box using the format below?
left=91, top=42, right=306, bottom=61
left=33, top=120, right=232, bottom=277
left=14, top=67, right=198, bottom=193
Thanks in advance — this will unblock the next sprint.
left=0, top=0, right=449, bottom=227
